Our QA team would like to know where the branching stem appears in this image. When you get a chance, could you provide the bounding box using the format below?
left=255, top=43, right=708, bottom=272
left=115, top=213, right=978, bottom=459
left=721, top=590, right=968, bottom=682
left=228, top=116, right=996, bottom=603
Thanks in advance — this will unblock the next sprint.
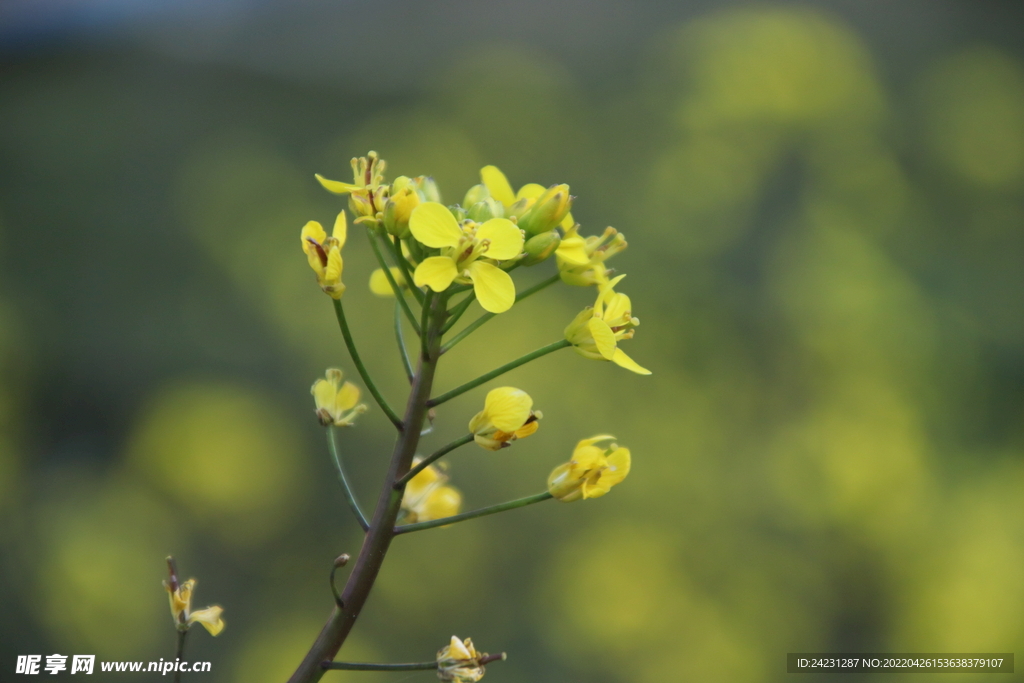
left=429, top=339, right=571, bottom=407
left=395, top=492, right=554, bottom=535
left=332, top=299, right=403, bottom=429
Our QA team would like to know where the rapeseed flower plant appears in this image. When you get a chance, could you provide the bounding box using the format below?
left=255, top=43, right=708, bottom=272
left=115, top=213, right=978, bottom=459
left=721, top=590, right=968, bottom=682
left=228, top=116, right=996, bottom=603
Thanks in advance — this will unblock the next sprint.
left=275, top=152, right=649, bottom=681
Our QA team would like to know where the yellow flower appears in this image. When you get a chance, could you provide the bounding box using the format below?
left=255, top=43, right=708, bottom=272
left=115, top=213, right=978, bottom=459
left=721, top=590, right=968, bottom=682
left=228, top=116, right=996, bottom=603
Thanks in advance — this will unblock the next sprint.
left=556, top=225, right=628, bottom=287
left=468, top=387, right=542, bottom=451
left=311, top=368, right=367, bottom=427
left=408, top=202, right=524, bottom=313
left=162, top=578, right=224, bottom=636
left=315, top=151, right=388, bottom=221
left=479, top=165, right=577, bottom=232
left=401, top=459, right=462, bottom=523
left=564, top=275, right=650, bottom=374
left=437, top=636, right=487, bottom=682
left=547, top=435, right=631, bottom=502
left=300, top=210, right=347, bottom=299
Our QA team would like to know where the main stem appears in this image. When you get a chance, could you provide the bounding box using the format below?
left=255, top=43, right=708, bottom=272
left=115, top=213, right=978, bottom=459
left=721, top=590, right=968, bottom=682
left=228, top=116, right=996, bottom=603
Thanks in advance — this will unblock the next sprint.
left=287, top=295, right=447, bottom=683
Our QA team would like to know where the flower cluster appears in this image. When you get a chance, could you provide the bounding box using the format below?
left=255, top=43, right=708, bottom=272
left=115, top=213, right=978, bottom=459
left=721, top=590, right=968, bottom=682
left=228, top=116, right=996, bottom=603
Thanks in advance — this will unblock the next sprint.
left=401, top=459, right=462, bottom=523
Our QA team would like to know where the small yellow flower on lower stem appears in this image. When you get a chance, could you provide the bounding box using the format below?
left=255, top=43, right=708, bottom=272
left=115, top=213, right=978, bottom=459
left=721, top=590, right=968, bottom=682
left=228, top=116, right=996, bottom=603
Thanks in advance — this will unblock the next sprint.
left=163, top=578, right=224, bottom=636
left=311, top=369, right=368, bottom=427
left=468, top=387, right=542, bottom=451
left=301, top=210, right=348, bottom=298
left=547, top=436, right=631, bottom=502
left=401, top=459, right=462, bottom=523
left=564, top=275, right=651, bottom=375
left=437, top=636, right=487, bottom=682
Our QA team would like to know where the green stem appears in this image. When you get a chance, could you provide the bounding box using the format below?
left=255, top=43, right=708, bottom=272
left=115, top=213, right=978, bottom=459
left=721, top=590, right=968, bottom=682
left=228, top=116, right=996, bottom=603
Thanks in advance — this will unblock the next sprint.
left=173, top=629, right=187, bottom=683
left=287, top=294, right=448, bottom=683
left=366, top=229, right=420, bottom=334
left=429, top=339, right=571, bottom=407
left=327, top=428, right=369, bottom=531
left=395, top=492, right=553, bottom=535
left=389, top=234, right=424, bottom=304
left=332, top=299, right=403, bottom=429
left=394, top=433, right=475, bottom=489
left=323, top=653, right=505, bottom=671
left=441, top=273, right=561, bottom=354
left=420, top=290, right=434, bottom=360
left=442, top=292, right=477, bottom=334
left=394, top=303, right=413, bottom=383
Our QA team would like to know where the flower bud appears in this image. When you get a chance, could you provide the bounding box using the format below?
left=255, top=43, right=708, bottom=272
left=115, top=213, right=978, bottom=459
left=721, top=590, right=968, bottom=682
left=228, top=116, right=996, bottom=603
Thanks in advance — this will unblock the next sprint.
left=462, top=183, right=491, bottom=208
left=449, top=205, right=468, bottom=222
left=547, top=436, right=631, bottom=502
left=437, top=636, right=487, bottom=682
left=514, top=184, right=572, bottom=236
left=466, top=197, right=504, bottom=223
left=520, top=230, right=561, bottom=266
left=413, top=175, right=441, bottom=203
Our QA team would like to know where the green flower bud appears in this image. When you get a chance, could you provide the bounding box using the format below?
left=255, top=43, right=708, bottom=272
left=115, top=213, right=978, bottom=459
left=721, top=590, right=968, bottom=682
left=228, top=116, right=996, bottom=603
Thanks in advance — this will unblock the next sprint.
left=520, top=230, right=561, bottom=266
left=515, top=184, right=573, bottom=236
left=449, top=205, right=467, bottom=222
left=413, top=176, right=441, bottom=203
left=466, top=197, right=504, bottom=223
left=462, top=183, right=491, bottom=208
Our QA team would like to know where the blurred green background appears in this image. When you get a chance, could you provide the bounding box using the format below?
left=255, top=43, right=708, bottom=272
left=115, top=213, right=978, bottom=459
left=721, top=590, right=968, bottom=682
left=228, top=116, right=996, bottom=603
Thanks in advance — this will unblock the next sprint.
left=2, top=1, right=1024, bottom=681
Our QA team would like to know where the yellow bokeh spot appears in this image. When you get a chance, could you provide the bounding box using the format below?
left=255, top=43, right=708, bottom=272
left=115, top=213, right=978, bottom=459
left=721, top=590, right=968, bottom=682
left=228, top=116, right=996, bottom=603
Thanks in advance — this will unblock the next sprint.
left=127, top=381, right=304, bottom=545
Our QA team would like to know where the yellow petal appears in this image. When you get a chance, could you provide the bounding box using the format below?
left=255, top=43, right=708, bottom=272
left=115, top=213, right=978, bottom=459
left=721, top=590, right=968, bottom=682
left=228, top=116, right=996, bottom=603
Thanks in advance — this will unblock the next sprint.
left=315, top=174, right=359, bottom=194
left=481, top=165, right=515, bottom=207
left=413, top=256, right=458, bottom=292
left=603, top=292, right=632, bottom=323
left=555, top=235, right=590, bottom=265
left=187, top=606, right=225, bottom=636
left=311, top=379, right=337, bottom=411
left=300, top=220, right=327, bottom=246
left=467, top=261, right=515, bottom=313
left=324, top=247, right=343, bottom=283
left=611, top=348, right=651, bottom=375
left=587, top=318, right=617, bottom=360
left=332, top=210, right=348, bottom=246
left=514, top=420, right=540, bottom=439
left=560, top=211, right=575, bottom=230
left=576, top=435, right=616, bottom=449
left=448, top=636, right=473, bottom=660
left=603, top=447, right=631, bottom=486
left=476, top=218, right=524, bottom=261
left=483, top=387, right=533, bottom=432
left=369, top=268, right=404, bottom=296
left=409, top=202, right=463, bottom=248
left=336, top=381, right=361, bottom=411
left=515, top=183, right=546, bottom=200
left=423, top=485, right=462, bottom=521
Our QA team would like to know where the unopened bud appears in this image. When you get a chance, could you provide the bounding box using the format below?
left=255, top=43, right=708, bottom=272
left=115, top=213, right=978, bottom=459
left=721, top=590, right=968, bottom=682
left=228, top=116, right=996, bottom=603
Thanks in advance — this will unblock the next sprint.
left=334, top=553, right=350, bottom=568
left=520, top=231, right=561, bottom=266
left=466, top=197, right=504, bottom=223
left=413, top=176, right=441, bottom=204
left=449, top=205, right=468, bottom=223
left=515, top=184, right=572, bottom=236
left=462, top=184, right=490, bottom=208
